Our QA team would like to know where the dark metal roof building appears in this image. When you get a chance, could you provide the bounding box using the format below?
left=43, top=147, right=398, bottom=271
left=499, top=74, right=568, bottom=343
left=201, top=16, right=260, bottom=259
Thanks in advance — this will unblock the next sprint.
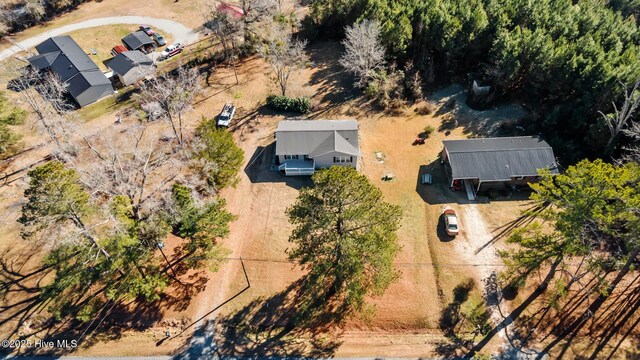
left=442, top=136, right=559, bottom=182
left=27, top=36, right=113, bottom=107
left=122, top=31, right=155, bottom=51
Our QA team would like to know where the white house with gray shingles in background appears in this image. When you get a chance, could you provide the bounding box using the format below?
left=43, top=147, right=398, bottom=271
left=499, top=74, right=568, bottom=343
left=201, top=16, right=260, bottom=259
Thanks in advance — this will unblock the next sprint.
left=275, top=120, right=360, bottom=176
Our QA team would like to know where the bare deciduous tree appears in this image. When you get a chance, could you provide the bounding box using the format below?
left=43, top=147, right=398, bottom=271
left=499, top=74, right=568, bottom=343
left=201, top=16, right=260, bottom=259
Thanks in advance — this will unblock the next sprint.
left=204, top=11, right=241, bottom=60
left=339, top=20, right=386, bottom=88
left=599, top=78, right=640, bottom=155
left=203, top=7, right=242, bottom=84
left=0, top=18, right=9, bottom=38
left=259, top=27, right=308, bottom=96
left=137, top=66, right=202, bottom=145
left=76, top=124, right=183, bottom=221
left=622, top=121, right=640, bottom=163
left=240, top=0, right=278, bottom=33
left=24, top=0, right=47, bottom=23
left=2, top=62, right=76, bottom=154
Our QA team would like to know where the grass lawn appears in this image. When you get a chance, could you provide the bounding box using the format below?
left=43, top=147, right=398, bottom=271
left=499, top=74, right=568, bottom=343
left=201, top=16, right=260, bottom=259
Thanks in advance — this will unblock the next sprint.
left=65, top=25, right=141, bottom=71
left=76, top=92, right=135, bottom=122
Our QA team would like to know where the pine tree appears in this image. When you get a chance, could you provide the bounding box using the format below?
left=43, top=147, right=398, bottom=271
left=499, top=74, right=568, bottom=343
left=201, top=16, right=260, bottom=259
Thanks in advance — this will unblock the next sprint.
left=191, top=117, right=245, bottom=192
left=287, top=166, right=402, bottom=318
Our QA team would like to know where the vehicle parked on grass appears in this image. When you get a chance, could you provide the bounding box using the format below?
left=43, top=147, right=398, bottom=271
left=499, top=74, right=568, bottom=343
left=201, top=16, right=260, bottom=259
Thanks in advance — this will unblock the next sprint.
left=152, top=33, right=166, bottom=46
left=159, top=43, right=184, bottom=61
left=139, top=25, right=154, bottom=36
left=442, top=207, right=459, bottom=236
left=217, top=103, right=236, bottom=127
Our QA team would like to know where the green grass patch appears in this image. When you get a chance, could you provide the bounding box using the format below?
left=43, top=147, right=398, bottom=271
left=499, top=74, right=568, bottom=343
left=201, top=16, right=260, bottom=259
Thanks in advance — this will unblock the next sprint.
left=76, top=94, right=135, bottom=122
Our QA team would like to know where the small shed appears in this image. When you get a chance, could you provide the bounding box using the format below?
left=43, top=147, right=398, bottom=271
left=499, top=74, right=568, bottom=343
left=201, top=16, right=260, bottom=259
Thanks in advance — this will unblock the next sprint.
left=441, top=136, right=559, bottom=192
left=122, top=31, right=156, bottom=54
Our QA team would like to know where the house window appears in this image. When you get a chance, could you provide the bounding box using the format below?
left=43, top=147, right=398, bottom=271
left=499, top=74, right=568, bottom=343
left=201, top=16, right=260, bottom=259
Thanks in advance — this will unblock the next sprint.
left=304, top=155, right=311, bottom=160
left=333, top=156, right=353, bottom=163
left=284, top=155, right=299, bottom=160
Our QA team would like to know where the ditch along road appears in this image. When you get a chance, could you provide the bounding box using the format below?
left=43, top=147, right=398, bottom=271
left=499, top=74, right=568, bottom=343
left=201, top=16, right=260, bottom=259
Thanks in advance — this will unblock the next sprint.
left=0, top=16, right=199, bottom=61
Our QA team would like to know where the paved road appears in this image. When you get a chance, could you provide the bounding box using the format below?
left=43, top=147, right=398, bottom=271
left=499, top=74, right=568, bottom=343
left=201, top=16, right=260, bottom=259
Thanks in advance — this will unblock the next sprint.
left=0, top=16, right=199, bottom=61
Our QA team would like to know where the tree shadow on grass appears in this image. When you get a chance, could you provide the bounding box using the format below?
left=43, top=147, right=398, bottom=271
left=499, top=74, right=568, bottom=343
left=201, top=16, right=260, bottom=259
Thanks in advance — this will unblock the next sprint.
left=0, top=241, right=210, bottom=357
left=436, top=279, right=481, bottom=358
left=210, top=276, right=344, bottom=358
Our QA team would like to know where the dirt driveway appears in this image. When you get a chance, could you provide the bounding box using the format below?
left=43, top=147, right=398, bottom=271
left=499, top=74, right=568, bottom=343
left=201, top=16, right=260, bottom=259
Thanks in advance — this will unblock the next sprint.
left=0, top=16, right=199, bottom=61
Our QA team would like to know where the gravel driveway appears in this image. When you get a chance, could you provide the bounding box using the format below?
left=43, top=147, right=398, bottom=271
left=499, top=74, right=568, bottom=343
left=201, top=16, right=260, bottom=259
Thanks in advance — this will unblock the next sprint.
left=0, top=16, right=199, bottom=61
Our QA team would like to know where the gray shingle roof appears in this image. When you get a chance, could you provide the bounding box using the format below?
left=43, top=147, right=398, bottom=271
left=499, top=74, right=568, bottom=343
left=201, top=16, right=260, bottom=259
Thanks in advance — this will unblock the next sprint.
left=276, top=120, right=360, bottom=157
left=67, top=70, right=112, bottom=98
left=277, top=119, right=358, bottom=132
left=27, top=51, right=60, bottom=70
left=106, top=51, right=153, bottom=76
left=443, top=136, right=559, bottom=181
left=27, top=36, right=112, bottom=107
left=122, top=31, right=154, bottom=50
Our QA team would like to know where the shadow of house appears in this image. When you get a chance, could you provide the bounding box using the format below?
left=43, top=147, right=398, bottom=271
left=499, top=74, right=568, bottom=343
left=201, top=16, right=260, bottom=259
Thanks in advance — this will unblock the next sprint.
left=416, top=160, right=470, bottom=205
left=243, top=142, right=312, bottom=190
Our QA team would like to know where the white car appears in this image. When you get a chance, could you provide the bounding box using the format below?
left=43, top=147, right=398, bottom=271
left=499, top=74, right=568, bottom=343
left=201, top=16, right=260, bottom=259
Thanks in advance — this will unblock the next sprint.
left=443, top=207, right=459, bottom=236
left=217, top=103, right=236, bottom=127
left=160, top=43, right=184, bottom=60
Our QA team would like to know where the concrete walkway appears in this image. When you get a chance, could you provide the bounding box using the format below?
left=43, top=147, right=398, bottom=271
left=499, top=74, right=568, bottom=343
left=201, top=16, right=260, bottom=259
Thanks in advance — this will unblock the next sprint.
left=0, top=16, right=199, bottom=61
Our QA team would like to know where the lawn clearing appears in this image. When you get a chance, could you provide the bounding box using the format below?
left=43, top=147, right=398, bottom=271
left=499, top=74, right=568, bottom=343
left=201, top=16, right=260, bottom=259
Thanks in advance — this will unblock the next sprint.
left=65, top=24, right=136, bottom=71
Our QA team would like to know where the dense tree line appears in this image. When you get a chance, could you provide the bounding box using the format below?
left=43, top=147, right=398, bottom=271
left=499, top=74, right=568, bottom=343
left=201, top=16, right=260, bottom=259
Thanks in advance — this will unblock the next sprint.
left=307, top=0, right=640, bottom=161
left=0, top=0, right=91, bottom=37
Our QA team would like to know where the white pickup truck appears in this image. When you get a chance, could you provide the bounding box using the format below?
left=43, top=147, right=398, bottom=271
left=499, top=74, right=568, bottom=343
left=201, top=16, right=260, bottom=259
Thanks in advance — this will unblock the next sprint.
left=217, top=103, right=236, bottom=127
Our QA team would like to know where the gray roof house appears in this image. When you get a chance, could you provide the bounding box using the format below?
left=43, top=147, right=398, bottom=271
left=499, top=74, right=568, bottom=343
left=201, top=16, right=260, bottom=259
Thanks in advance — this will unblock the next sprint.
left=106, top=50, right=154, bottom=85
left=27, top=36, right=114, bottom=107
left=275, top=120, right=360, bottom=176
left=122, top=31, right=155, bottom=53
left=441, top=136, right=559, bottom=196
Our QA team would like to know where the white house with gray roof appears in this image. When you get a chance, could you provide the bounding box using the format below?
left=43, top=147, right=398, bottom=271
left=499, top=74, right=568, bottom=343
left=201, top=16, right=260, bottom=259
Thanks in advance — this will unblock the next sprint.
left=275, top=120, right=360, bottom=176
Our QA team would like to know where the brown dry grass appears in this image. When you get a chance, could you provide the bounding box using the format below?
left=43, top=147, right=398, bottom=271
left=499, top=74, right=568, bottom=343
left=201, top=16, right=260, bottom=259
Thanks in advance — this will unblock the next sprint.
left=64, top=24, right=173, bottom=71
left=0, top=0, right=208, bottom=52
left=0, top=38, right=534, bottom=357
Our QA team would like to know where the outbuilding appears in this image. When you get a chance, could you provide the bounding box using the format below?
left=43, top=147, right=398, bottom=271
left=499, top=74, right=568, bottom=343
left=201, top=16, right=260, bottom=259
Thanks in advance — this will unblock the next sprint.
left=122, top=31, right=156, bottom=54
left=275, top=120, right=360, bottom=176
left=106, top=50, right=155, bottom=85
left=441, top=136, right=559, bottom=195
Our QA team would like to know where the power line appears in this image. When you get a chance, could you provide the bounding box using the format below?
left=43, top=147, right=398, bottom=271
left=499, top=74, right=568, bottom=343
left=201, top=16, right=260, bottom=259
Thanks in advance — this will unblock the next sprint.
left=211, top=256, right=512, bottom=267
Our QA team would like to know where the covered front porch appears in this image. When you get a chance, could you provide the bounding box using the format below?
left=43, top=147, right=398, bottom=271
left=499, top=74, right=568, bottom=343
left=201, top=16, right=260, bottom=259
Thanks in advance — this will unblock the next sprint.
left=278, top=159, right=315, bottom=176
